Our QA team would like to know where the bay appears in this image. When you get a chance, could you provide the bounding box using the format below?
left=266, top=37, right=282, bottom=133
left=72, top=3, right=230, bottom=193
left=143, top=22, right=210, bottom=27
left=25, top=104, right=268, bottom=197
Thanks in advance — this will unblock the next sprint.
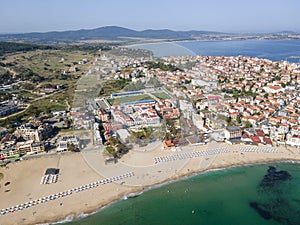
left=130, top=39, right=300, bottom=63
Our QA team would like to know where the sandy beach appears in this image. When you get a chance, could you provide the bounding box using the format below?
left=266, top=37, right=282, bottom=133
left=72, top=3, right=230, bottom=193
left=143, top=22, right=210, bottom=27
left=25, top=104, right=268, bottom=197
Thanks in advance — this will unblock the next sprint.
left=0, top=142, right=300, bottom=225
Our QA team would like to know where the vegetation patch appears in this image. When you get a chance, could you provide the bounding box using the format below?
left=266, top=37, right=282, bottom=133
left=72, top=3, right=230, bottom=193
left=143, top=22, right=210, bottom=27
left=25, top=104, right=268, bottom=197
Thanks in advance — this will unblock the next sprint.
left=99, top=79, right=132, bottom=97
left=0, top=42, right=54, bottom=56
left=130, top=127, right=152, bottom=140
left=152, top=91, right=172, bottom=100
left=145, top=61, right=182, bottom=72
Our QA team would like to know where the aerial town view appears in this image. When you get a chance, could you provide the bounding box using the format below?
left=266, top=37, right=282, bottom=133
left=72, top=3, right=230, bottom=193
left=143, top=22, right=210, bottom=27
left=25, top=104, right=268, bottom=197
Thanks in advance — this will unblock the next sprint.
left=1, top=1, right=300, bottom=225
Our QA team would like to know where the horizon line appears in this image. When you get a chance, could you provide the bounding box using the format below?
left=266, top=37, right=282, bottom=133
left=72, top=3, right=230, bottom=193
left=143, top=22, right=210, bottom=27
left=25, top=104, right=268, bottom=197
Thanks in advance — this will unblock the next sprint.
left=1, top=25, right=299, bottom=36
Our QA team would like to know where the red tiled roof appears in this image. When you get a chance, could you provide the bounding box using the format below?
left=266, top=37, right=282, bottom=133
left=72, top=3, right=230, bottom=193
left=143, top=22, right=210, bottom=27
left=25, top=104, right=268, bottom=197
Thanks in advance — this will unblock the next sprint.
left=251, top=136, right=261, bottom=143
left=165, top=140, right=175, bottom=147
left=263, top=137, right=272, bottom=145
left=255, top=129, right=265, bottom=137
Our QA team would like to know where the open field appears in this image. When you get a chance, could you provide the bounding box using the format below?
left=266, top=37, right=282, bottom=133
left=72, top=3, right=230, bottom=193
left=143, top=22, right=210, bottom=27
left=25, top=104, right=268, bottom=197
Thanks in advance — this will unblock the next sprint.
left=152, top=91, right=172, bottom=100
left=0, top=48, right=97, bottom=124
left=3, top=50, right=93, bottom=78
left=2, top=49, right=95, bottom=100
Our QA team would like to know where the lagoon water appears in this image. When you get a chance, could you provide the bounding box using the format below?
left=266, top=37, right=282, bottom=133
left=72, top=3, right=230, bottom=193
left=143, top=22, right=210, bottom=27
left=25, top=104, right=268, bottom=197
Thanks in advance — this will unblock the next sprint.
left=129, top=42, right=196, bottom=57
left=131, top=39, right=300, bottom=63
left=65, top=163, right=300, bottom=225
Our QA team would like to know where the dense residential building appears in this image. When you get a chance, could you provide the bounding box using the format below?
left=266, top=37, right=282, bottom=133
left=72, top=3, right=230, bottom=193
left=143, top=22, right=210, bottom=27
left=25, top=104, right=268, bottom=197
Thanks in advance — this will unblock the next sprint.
left=0, top=103, right=18, bottom=117
left=3, top=51, right=300, bottom=162
left=96, top=53, right=300, bottom=148
left=0, top=140, right=46, bottom=159
left=155, top=100, right=180, bottom=119
left=97, top=108, right=110, bottom=122
left=17, top=141, right=45, bottom=155
left=14, top=124, right=53, bottom=142
left=286, top=134, right=300, bottom=148
left=111, top=106, right=134, bottom=126
left=224, top=126, right=242, bottom=140
left=179, top=100, right=194, bottom=119
left=111, top=100, right=160, bottom=127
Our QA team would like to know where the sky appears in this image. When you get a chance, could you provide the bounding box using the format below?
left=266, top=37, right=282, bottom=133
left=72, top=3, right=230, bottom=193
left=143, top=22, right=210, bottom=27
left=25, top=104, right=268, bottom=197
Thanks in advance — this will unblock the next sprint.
left=1, top=0, right=300, bottom=34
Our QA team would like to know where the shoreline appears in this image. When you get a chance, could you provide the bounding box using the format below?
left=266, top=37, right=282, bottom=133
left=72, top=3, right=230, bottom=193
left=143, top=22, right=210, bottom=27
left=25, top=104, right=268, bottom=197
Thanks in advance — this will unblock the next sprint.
left=125, top=38, right=300, bottom=48
left=52, top=158, right=300, bottom=225
left=1, top=143, right=300, bottom=225
left=126, top=39, right=300, bottom=63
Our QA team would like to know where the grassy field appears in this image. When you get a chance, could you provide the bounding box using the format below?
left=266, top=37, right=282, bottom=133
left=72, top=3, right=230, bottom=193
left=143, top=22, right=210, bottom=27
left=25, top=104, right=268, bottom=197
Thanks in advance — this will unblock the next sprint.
left=2, top=48, right=95, bottom=107
left=152, top=91, right=172, bottom=100
left=72, top=72, right=100, bottom=109
left=3, top=49, right=94, bottom=88
left=0, top=48, right=98, bottom=128
left=30, top=98, right=66, bottom=114
left=99, top=79, right=132, bottom=97
left=108, top=94, right=153, bottom=105
left=10, top=90, right=39, bottom=100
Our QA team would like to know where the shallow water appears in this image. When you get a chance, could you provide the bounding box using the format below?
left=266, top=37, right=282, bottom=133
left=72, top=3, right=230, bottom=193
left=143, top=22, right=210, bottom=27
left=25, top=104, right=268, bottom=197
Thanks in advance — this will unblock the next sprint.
left=64, top=162, right=300, bottom=225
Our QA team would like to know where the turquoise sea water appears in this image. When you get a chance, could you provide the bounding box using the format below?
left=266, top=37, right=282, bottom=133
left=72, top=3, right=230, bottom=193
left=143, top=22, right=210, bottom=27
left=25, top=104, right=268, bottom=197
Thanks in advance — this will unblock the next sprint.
left=131, top=39, right=300, bottom=63
left=64, top=162, right=300, bottom=225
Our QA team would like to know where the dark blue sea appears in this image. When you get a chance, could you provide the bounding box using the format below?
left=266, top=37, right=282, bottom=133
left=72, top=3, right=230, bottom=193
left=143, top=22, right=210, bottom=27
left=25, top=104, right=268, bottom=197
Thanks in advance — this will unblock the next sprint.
left=130, top=39, right=300, bottom=63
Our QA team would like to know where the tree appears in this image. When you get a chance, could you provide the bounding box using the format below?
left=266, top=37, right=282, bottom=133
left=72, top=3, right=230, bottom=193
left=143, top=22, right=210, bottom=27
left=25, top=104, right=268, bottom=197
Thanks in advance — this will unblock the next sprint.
left=67, top=143, right=78, bottom=152
left=108, top=136, right=117, bottom=146
left=105, top=145, right=115, bottom=154
left=225, top=116, right=232, bottom=123
left=27, top=105, right=41, bottom=117
left=274, top=76, right=281, bottom=81
left=99, top=88, right=105, bottom=96
left=103, top=145, right=117, bottom=158
left=165, top=132, right=172, bottom=141
left=244, top=121, right=252, bottom=128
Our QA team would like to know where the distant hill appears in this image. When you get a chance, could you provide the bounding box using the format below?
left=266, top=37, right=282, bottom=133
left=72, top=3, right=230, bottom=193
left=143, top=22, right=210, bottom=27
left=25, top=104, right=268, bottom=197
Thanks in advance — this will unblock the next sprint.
left=0, top=26, right=224, bottom=42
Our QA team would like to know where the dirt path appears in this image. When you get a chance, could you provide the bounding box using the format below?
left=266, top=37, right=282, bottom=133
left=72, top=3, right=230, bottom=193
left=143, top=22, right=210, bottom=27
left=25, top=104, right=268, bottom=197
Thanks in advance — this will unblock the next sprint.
left=6, top=67, right=17, bottom=78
